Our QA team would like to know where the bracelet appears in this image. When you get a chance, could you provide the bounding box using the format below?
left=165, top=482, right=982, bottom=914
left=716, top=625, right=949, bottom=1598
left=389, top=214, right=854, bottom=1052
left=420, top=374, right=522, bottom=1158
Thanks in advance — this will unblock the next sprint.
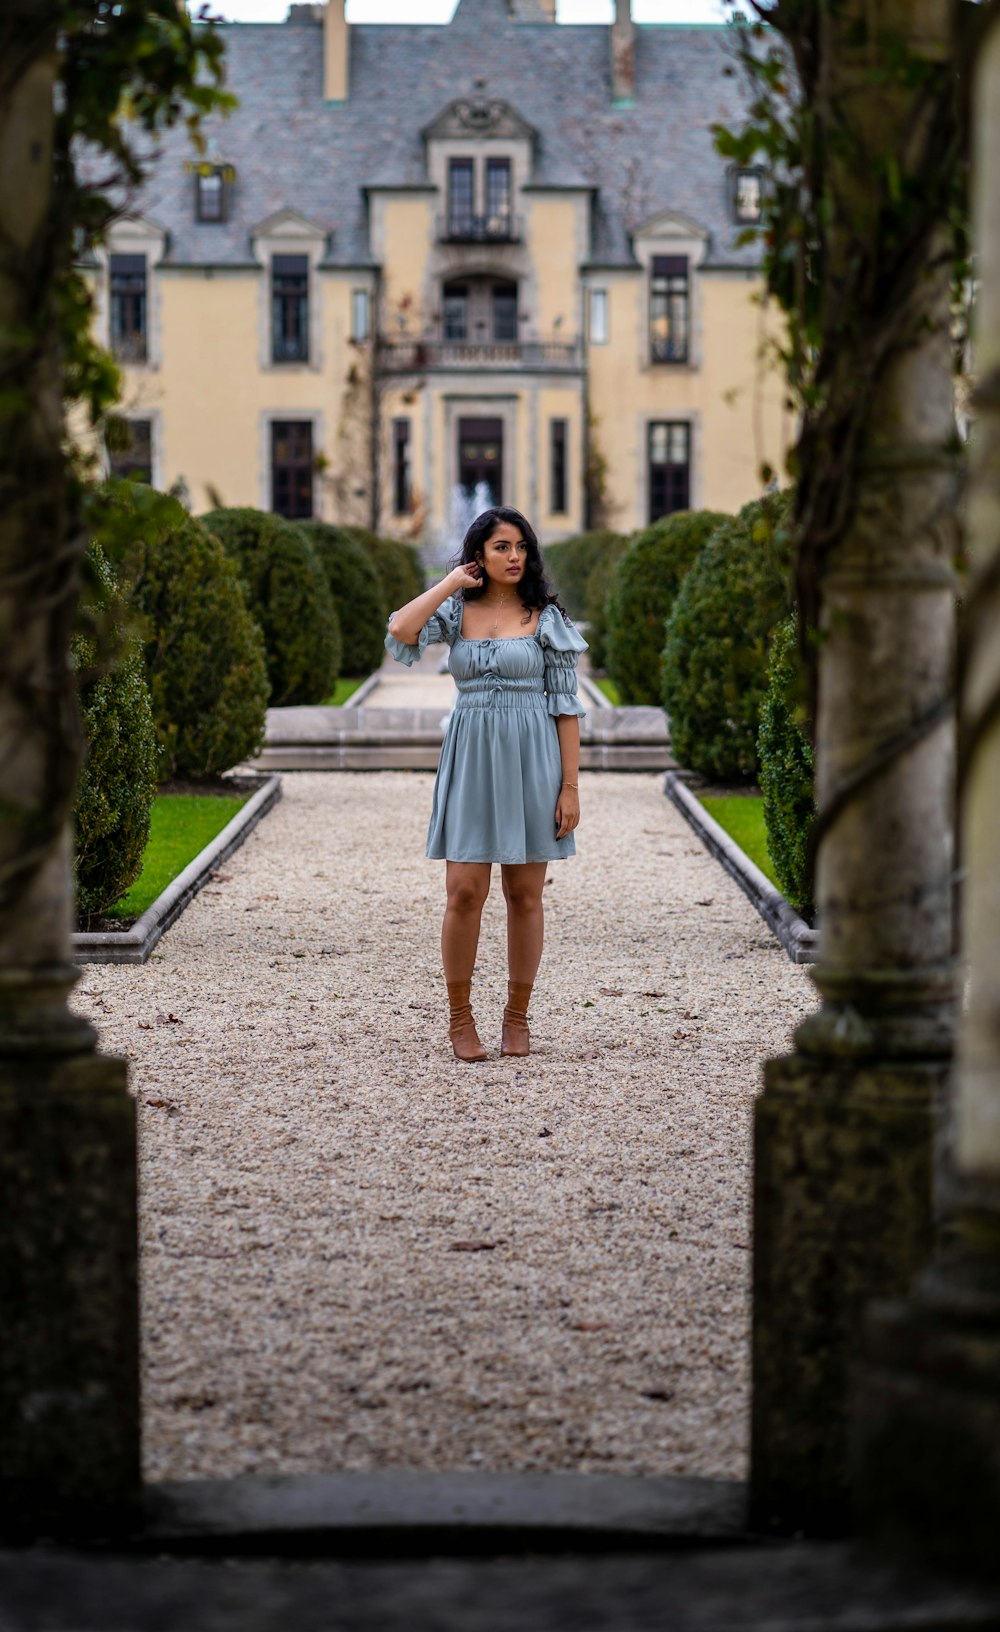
left=562, top=780, right=579, bottom=790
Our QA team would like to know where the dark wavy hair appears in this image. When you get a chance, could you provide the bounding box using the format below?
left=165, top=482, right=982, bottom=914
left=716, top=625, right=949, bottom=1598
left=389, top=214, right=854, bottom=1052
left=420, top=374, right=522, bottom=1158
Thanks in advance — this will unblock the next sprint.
left=454, top=507, right=566, bottom=616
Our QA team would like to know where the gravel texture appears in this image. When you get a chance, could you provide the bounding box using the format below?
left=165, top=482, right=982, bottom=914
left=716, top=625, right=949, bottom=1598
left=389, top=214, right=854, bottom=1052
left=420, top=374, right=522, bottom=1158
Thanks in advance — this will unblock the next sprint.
left=71, top=771, right=814, bottom=1486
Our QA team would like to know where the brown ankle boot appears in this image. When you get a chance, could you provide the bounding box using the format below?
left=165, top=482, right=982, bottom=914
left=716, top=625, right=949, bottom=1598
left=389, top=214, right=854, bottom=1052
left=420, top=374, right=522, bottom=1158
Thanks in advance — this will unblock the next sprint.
left=447, top=980, right=487, bottom=1063
left=501, top=981, right=532, bottom=1057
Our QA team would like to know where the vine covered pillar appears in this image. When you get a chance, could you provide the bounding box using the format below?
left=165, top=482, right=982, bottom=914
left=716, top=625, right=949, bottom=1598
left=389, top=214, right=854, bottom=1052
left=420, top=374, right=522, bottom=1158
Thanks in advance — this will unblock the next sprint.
left=854, top=14, right=1000, bottom=1574
left=0, top=13, right=140, bottom=1536
left=749, top=0, right=958, bottom=1535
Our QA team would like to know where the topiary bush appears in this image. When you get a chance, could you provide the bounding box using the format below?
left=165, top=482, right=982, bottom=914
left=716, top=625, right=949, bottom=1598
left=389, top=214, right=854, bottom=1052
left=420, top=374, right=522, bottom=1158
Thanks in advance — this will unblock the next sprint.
left=758, top=612, right=815, bottom=913
left=73, top=547, right=159, bottom=926
left=662, top=491, right=793, bottom=782
left=606, top=510, right=729, bottom=704
left=201, top=507, right=340, bottom=705
left=582, top=533, right=630, bottom=673
left=299, top=520, right=388, bottom=677
left=128, top=508, right=270, bottom=777
left=352, top=528, right=425, bottom=615
left=542, top=529, right=627, bottom=621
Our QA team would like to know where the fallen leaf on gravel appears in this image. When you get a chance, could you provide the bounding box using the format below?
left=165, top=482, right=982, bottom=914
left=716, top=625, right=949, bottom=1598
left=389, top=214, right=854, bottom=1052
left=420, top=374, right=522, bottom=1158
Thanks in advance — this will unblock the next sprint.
left=571, top=1321, right=612, bottom=1332
left=696, top=899, right=715, bottom=907
left=144, top=1098, right=179, bottom=1115
left=137, top=1022, right=153, bottom=1031
left=319, top=947, right=349, bottom=956
left=449, top=1240, right=502, bottom=1253
left=641, top=1388, right=675, bottom=1402
left=599, top=988, right=624, bottom=997
left=539, top=1127, right=553, bottom=1138
left=379, top=1214, right=403, bottom=1223
left=155, top=1013, right=181, bottom=1026
left=642, top=990, right=665, bottom=998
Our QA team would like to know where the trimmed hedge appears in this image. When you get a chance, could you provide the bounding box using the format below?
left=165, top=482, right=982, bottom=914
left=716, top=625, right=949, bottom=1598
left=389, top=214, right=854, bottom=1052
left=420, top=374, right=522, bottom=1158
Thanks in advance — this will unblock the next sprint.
left=201, top=507, right=341, bottom=705
left=662, top=491, right=793, bottom=782
left=129, top=511, right=270, bottom=777
left=758, top=613, right=815, bottom=913
left=542, top=530, right=627, bottom=621
left=299, top=520, right=388, bottom=677
left=606, top=510, right=729, bottom=705
left=582, top=534, right=630, bottom=673
left=73, top=548, right=159, bottom=925
left=352, top=528, right=425, bottom=615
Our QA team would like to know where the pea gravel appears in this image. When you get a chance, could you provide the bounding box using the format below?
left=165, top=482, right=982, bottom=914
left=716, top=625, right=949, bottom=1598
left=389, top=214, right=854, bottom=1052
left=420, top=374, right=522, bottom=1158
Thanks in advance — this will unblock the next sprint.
left=71, top=771, right=815, bottom=1485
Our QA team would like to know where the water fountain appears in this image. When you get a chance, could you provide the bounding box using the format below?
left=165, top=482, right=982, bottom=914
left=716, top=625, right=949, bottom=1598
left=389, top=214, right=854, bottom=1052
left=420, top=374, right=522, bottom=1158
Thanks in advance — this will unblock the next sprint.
left=419, top=482, right=496, bottom=581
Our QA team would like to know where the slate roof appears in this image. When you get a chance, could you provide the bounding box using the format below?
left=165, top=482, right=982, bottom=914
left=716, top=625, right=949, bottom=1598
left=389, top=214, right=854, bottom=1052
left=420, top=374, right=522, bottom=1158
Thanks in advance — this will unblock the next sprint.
left=136, top=0, right=760, bottom=271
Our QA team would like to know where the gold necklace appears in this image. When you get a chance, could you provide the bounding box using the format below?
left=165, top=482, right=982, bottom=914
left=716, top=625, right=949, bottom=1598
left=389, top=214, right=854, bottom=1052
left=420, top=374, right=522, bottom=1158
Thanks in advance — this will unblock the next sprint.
left=489, top=591, right=508, bottom=637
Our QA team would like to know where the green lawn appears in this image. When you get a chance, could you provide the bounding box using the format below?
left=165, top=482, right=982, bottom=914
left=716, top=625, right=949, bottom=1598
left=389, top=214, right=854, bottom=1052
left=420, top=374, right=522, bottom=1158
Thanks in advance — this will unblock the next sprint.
left=323, top=675, right=368, bottom=706
left=593, top=676, right=622, bottom=705
left=108, top=792, right=247, bottom=919
left=699, top=793, right=781, bottom=891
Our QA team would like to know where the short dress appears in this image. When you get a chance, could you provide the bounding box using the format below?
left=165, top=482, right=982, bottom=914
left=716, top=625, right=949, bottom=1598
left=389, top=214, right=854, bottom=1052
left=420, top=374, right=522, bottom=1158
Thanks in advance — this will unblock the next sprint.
left=384, top=595, right=588, bottom=865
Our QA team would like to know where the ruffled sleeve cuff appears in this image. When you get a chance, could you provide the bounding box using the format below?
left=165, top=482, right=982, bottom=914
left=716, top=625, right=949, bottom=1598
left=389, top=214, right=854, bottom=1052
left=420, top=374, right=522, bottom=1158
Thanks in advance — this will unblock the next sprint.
left=539, top=604, right=588, bottom=718
left=385, top=595, right=459, bottom=666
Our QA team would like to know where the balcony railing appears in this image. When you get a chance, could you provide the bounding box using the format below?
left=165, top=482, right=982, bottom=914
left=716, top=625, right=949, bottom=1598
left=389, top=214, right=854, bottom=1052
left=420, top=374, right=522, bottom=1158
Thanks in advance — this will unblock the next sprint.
left=438, top=213, right=522, bottom=245
left=378, top=336, right=583, bottom=373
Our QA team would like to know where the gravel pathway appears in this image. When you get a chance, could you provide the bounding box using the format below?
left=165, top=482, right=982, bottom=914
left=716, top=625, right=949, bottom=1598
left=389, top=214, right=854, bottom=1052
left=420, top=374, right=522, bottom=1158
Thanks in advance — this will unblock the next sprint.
left=72, top=772, right=814, bottom=1485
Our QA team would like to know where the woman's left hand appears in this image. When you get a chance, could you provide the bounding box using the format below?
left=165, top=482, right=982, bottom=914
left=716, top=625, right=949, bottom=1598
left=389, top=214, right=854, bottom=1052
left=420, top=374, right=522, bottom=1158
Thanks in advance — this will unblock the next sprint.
left=555, top=786, right=580, bottom=840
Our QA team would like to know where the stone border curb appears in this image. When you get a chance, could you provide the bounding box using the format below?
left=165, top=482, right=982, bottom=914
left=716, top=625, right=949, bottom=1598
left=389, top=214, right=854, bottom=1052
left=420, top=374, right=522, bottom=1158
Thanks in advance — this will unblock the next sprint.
left=664, top=773, right=817, bottom=965
left=72, top=773, right=283, bottom=967
left=139, top=1470, right=747, bottom=1556
left=343, top=671, right=381, bottom=706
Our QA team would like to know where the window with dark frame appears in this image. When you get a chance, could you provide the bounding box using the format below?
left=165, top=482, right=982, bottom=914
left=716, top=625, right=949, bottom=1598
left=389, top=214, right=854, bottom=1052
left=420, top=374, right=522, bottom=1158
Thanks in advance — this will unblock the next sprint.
left=443, top=281, right=469, bottom=341
left=448, top=158, right=475, bottom=236
left=492, top=281, right=518, bottom=342
left=195, top=167, right=227, bottom=223
left=271, top=254, right=310, bottom=364
left=393, top=418, right=412, bottom=516
left=109, top=253, right=148, bottom=363
left=109, top=419, right=153, bottom=484
left=550, top=419, right=568, bottom=515
left=732, top=166, right=763, bottom=224
left=649, top=255, right=689, bottom=364
left=648, top=421, right=690, bottom=522
left=485, top=157, right=512, bottom=235
left=271, top=420, right=314, bottom=519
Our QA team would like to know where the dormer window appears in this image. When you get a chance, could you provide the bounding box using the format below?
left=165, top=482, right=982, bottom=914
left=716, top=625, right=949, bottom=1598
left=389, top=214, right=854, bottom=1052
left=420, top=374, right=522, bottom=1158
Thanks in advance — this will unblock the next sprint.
left=194, top=164, right=233, bottom=223
left=732, top=166, right=763, bottom=225
left=448, top=159, right=475, bottom=237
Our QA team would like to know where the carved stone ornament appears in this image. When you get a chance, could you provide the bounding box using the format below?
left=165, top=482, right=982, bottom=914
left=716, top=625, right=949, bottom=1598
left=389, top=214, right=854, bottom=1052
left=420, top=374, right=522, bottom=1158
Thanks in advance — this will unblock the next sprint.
left=423, top=96, right=536, bottom=144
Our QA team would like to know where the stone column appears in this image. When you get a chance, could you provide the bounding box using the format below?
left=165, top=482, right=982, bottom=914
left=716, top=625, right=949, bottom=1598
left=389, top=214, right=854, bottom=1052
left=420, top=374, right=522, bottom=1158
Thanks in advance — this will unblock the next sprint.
left=749, top=0, right=958, bottom=1535
left=854, top=14, right=1000, bottom=1573
left=0, top=26, right=140, bottom=1537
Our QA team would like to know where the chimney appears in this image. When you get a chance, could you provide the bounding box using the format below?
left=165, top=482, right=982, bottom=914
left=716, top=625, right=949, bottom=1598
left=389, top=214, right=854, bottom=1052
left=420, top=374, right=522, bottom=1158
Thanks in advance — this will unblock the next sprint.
left=323, top=0, right=349, bottom=102
left=611, top=0, right=635, bottom=104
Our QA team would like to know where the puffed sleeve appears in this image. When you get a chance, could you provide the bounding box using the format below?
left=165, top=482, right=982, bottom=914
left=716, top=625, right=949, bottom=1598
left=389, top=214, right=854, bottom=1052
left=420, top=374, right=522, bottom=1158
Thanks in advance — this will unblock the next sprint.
left=538, top=604, right=588, bottom=718
left=384, top=594, right=460, bottom=667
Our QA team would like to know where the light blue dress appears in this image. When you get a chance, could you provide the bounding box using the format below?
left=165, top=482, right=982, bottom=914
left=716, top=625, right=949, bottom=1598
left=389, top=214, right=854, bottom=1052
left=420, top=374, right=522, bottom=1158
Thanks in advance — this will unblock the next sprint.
left=385, top=595, right=588, bottom=865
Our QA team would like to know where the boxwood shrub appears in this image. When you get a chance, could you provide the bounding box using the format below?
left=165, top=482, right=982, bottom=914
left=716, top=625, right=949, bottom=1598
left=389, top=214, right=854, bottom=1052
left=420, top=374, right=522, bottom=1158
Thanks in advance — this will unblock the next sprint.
left=73, top=548, right=159, bottom=926
left=542, top=530, right=627, bottom=621
left=352, top=528, right=425, bottom=615
left=129, top=510, right=270, bottom=777
left=758, top=612, right=815, bottom=912
left=202, top=507, right=341, bottom=705
left=662, top=492, right=793, bottom=782
left=606, top=510, right=729, bottom=705
left=299, top=520, right=388, bottom=677
left=582, top=534, right=630, bottom=674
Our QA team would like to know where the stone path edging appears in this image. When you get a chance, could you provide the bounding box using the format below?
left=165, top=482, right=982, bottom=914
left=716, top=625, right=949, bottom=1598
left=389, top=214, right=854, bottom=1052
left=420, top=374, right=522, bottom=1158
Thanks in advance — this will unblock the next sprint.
left=142, top=1470, right=746, bottom=1555
left=663, top=773, right=817, bottom=966
left=72, top=774, right=283, bottom=967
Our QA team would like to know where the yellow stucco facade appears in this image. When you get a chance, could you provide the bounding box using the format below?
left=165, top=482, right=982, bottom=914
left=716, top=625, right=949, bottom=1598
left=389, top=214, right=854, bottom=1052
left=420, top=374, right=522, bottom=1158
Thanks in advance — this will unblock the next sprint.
left=93, top=3, right=791, bottom=547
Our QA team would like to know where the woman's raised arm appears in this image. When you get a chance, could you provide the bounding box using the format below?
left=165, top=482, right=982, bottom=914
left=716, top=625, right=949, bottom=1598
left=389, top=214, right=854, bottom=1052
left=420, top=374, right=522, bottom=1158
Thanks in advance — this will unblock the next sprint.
left=388, top=563, right=482, bottom=646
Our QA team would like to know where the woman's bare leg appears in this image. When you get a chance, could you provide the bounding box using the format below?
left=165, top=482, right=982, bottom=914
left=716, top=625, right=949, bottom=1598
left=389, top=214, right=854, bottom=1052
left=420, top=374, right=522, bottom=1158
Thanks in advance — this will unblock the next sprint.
left=501, top=862, right=547, bottom=984
left=441, top=861, right=492, bottom=982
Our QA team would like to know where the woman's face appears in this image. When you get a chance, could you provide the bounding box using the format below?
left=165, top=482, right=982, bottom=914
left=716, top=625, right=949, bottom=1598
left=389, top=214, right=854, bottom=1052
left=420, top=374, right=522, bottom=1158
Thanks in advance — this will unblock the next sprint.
left=477, top=521, right=528, bottom=591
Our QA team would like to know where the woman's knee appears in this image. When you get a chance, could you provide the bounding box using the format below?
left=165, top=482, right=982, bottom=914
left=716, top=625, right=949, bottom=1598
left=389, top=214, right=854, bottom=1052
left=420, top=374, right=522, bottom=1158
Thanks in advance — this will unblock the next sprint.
left=446, top=877, right=489, bottom=914
left=503, top=879, right=543, bottom=914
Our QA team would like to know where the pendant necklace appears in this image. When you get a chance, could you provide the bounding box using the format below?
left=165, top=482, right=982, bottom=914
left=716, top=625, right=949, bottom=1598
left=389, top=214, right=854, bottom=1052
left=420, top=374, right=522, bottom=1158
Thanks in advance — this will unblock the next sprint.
left=491, top=591, right=507, bottom=637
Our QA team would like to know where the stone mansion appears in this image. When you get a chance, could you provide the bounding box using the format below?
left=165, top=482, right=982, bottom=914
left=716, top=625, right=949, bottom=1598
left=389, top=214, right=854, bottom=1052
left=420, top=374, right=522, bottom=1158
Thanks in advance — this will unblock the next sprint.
left=92, top=0, right=790, bottom=545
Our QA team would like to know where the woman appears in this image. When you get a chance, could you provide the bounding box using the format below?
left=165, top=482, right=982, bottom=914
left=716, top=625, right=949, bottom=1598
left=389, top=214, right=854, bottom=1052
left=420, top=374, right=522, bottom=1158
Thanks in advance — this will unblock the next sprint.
left=386, top=507, right=587, bottom=1063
